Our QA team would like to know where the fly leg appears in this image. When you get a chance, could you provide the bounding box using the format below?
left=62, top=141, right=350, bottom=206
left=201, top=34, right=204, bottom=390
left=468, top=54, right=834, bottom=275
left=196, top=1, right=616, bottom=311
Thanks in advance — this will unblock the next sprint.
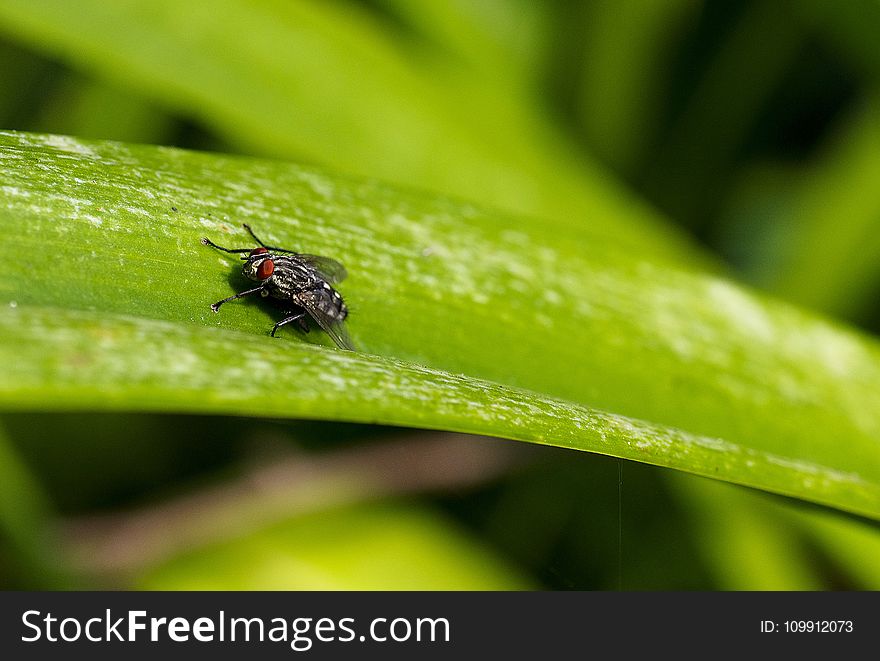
left=242, top=224, right=298, bottom=254
left=201, top=237, right=253, bottom=254
left=210, top=285, right=265, bottom=312
left=271, top=312, right=308, bottom=337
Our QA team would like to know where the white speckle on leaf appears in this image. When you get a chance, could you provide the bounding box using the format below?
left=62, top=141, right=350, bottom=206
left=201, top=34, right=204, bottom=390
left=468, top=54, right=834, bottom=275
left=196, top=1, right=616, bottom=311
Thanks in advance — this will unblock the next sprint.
left=535, top=313, right=553, bottom=328
left=801, top=323, right=864, bottom=379
left=1, top=185, right=30, bottom=198
left=707, top=279, right=775, bottom=343
left=41, top=134, right=99, bottom=158
left=124, top=206, right=151, bottom=217
left=542, top=289, right=563, bottom=305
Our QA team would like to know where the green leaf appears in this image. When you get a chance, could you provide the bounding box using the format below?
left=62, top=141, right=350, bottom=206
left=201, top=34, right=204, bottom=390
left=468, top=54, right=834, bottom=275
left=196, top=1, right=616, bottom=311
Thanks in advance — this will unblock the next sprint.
left=670, top=475, right=826, bottom=590
left=0, top=422, right=49, bottom=553
left=34, top=75, right=176, bottom=146
left=642, top=0, right=803, bottom=226
left=672, top=473, right=880, bottom=590
left=0, top=421, right=67, bottom=587
left=577, top=0, right=697, bottom=174
left=1, top=131, right=879, bottom=519
left=795, top=0, right=880, bottom=75
left=135, top=502, right=534, bottom=590
left=787, top=504, right=880, bottom=589
left=369, top=0, right=550, bottom=88
left=759, top=94, right=880, bottom=321
left=0, top=0, right=703, bottom=263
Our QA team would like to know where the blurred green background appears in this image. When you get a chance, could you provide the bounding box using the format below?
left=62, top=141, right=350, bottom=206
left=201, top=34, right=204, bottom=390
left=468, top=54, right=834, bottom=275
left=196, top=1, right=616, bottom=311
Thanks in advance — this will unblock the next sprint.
left=2, top=0, right=880, bottom=590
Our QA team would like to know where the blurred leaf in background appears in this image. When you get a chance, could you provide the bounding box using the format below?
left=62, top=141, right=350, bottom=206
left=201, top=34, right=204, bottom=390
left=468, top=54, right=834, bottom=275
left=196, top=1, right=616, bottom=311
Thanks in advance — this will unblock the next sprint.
left=0, top=0, right=704, bottom=260
left=0, top=0, right=879, bottom=591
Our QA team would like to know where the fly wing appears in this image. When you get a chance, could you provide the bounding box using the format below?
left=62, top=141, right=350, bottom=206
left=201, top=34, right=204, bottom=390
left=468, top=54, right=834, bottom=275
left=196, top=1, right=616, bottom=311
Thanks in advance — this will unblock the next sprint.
left=313, top=314, right=356, bottom=351
left=296, top=254, right=348, bottom=284
left=298, top=286, right=356, bottom=351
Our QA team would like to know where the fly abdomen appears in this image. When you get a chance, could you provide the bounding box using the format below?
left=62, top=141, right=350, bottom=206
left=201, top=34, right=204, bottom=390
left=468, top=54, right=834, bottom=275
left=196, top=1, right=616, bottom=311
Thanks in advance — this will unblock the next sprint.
left=300, top=282, right=348, bottom=322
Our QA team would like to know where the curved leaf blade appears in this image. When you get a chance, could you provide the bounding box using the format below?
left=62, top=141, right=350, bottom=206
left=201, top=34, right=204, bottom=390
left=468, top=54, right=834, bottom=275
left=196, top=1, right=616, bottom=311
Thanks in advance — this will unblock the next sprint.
left=2, top=305, right=877, bottom=519
left=1, top=131, right=879, bottom=519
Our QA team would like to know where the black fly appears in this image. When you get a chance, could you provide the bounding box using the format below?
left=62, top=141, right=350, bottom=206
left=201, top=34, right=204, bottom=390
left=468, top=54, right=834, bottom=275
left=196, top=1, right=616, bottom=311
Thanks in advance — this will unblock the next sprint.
left=202, top=224, right=355, bottom=351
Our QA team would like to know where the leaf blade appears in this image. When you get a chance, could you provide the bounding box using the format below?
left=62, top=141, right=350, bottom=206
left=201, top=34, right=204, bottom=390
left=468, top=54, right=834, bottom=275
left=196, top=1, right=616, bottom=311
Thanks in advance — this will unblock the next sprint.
left=2, top=305, right=878, bottom=519
left=1, top=131, right=879, bottom=519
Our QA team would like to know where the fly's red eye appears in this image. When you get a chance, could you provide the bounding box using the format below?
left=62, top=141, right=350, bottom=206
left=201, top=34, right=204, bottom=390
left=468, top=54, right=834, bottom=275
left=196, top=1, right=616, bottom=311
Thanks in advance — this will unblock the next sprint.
left=250, top=247, right=269, bottom=256
left=257, top=258, right=275, bottom=279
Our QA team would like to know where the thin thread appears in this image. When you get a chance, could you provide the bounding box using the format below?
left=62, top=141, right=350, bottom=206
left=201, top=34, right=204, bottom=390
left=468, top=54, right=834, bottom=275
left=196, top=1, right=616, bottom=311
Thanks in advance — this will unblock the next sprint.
left=617, top=460, right=623, bottom=591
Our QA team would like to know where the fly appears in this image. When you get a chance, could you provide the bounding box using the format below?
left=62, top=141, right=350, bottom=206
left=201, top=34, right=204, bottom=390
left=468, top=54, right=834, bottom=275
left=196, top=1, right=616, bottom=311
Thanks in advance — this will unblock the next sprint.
left=202, top=224, right=355, bottom=351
